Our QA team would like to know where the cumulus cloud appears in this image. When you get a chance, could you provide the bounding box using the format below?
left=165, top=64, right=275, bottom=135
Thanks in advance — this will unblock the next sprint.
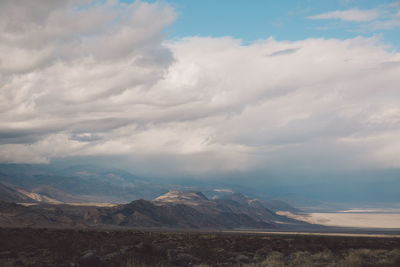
left=309, top=8, right=380, bottom=22
left=1, top=1, right=400, bottom=175
left=0, top=0, right=176, bottom=162
left=159, top=36, right=400, bottom=172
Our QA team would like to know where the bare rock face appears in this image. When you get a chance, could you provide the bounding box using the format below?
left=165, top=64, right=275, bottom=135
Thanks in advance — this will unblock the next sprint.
left=154, top=191, right=209, bottom=204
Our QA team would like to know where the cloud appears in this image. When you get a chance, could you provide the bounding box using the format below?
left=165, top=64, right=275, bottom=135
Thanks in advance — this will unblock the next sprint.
left=0, top=0, right=176, bottom=159
left=309, top=8, right=380, bottom=22
left=367, top=19, right=400, bottom=30
left=1, top=1, right=400, bottom=175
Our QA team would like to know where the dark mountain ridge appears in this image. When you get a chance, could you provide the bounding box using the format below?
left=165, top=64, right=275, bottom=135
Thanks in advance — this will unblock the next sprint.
left=0, top=190, right=308, bottom=230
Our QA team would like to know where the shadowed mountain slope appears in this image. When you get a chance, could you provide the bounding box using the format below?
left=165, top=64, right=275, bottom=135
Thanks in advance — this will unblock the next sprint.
left=0, top=190, right=309, bottom=230
left=0, top=197, right=274, bottom=230
left=0, top=183, right=61, bottom=204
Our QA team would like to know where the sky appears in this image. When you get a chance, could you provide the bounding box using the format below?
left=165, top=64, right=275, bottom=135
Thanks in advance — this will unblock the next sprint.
left=165, top=0, right=400, bottom=46
left=0, top=0, right=400, bottom=184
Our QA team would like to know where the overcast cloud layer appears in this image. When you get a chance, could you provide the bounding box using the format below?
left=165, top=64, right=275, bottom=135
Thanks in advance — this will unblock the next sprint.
left=1, top=0, right=400, bottom=176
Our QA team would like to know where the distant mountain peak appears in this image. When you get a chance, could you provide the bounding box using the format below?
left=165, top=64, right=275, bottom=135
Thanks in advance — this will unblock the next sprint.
left=154, top=190, right=209, bottom=204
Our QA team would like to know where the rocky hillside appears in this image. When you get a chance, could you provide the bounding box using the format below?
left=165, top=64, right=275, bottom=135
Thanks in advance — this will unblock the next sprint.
left=0, top=183, right=61, bottom=204
left=0, top=190, right=309, bottom=230
left=0, top=200, right=272, bottom=230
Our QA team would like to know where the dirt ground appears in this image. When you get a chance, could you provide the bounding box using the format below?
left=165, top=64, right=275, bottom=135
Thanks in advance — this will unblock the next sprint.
left=1, top=227, right=400, bottom=266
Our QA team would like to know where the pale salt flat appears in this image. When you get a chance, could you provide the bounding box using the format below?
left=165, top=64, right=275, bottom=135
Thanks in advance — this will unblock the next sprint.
left=337, top=208, right=400, bottom=213
left=277, top=211, right=400, bottom=229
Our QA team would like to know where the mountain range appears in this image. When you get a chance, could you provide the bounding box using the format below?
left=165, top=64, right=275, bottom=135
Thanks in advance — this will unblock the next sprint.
left=0, top=184, right=309, bottom=230
left=0, top=163, right=316, bottom=230
left=0, top=164, right=169, bottom=203
left=0, top=163, right=301, bottom=209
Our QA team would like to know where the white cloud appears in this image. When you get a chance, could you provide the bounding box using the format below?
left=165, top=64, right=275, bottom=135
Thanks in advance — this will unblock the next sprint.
left=309, top=8, right=380, bottom=22
left=1, top=1, right=400, bottom=175
left=367, top=19, right=400, bottom=30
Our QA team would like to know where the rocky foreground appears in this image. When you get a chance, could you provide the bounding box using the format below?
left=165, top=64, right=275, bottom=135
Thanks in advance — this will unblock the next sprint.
left=1, top=227, right=400, bottom=266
